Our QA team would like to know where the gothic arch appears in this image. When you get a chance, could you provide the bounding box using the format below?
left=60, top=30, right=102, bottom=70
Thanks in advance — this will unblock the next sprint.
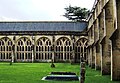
left=55, top=37, right=72, bottom=61
left=35, top=37, right=52, bottom=61
left=0, top=37, right=13, bottom=61
left=16, top=37, right=32, bottom=61
left=76, top=37, right=88, bottom=46
left=75, top=37, right=88, bottom=62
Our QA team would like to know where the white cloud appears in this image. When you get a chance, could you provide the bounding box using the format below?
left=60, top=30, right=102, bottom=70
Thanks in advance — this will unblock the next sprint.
left=0, top=16, right=19, bottom=21
left=0, top=0, right=95, bottom=21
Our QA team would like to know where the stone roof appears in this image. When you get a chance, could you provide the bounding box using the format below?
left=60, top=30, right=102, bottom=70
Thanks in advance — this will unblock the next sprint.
left=0, top=21, right=87, bottom=32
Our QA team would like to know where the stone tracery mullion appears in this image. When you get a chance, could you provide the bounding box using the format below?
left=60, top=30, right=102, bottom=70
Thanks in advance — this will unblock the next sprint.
left=45, top=39, right=52, bottom=60
left=6, top=39, right=12, bottom=60
left=55, top=37, right=72, bottom=61
left=0, top=38, right=13, bottom=61
left=16, top=38, right=32, bottom=61
left=35, top=37, right=52, bottom=61
left=0, top=39, right=5, bottom=60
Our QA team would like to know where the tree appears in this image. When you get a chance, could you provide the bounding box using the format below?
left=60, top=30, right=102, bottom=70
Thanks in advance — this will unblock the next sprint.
left=63, top=5, right=90, bottom=21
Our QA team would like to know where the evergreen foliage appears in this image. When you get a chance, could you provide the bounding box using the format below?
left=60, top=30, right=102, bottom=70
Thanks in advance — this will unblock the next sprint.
left=64, top=5, right=90, bottom=21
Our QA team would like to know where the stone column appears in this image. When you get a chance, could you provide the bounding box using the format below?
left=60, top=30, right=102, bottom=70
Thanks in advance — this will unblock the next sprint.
left=101, top=38, right=111, bottom=75
left=71, top=35, right=75, bottom=64
left=32, top=46, right=34, bottom=63
left=95, top=42, right=101, bottom=70
left=111, top=0, right=120, bottom=80
left=89, top=47, right=92, bottom=67
left=91, top=46, right=95, bottom=68
left=87, top=47, right=91, bottom=67
left=52, top=35, right=55, bottom=62
left=10, top=44, right=15, bottom=65
left=32, top=36, right=35, bottom=63
left=111, top=33, right=120, bottom=81
left=80, top=62, right=86, bottom=83
left=13, top=36, right=16, bottom=62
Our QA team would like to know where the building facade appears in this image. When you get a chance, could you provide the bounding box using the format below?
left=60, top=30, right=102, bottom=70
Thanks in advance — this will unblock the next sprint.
left=0, top=21, right=88, bottom=63
left=0, top=0, right=120, bottom=81
left=87, top=0, right=120, bottom=81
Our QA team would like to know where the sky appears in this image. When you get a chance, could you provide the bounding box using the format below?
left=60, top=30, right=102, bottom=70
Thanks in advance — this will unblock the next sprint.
left=0, top=0, right=95, bottom=21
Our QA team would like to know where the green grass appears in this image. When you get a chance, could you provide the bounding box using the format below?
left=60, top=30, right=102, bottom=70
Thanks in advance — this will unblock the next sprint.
left=0, top=63, right=119, bottom=83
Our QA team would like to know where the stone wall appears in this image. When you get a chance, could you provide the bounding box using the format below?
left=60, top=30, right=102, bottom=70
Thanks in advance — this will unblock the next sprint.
left=87, top=0, right=120, bottom=81
left=0, top=33, right=87, bottom=63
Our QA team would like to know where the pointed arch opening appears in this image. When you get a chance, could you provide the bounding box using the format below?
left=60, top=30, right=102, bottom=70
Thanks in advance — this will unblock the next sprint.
left=55, top=37, right=72, bottom=62
left=0, top=37, right=13, bottom=61
left=16, top=37, right=32, bottom=62
left=75, top=38, right=88, bottom=62
left=35, top=37, right=52, bottom=61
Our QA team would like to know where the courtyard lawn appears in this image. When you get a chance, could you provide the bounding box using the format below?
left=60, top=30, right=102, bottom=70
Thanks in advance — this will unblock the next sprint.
left=0, top=63, right=119, bottom=83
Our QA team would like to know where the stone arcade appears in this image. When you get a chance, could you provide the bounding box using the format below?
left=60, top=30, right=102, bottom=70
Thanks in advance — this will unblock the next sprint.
left=87, top=0, right=120, bottom=81
left=0, top=21, right=88, bottom=63
left=0, top=0, right=120, bottom=81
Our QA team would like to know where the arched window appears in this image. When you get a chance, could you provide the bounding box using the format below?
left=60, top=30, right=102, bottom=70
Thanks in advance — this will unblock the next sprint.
left=0, top=37, right=13, bottom=61
left=55, top=37, right=72, bottom=61
left=75, top=38, right=87, bottom=62
left=35, top=37, right=52, bottom=61
left=16, top=37, right=32, bottom=62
